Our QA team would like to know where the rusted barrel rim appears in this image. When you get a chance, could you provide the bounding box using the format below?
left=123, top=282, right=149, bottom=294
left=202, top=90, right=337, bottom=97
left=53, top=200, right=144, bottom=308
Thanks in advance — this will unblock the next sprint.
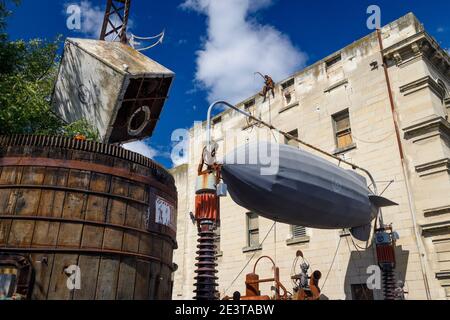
left=0, top=134, right=174, bottom=185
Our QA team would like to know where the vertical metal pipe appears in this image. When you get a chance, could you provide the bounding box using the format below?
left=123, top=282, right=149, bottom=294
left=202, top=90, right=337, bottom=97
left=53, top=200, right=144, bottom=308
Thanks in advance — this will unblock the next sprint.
left=376, top=28, right=432, bottom=300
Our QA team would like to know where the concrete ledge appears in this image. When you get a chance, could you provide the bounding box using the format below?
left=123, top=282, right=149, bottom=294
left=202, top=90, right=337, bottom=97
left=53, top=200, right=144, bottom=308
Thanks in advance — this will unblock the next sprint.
left=415, top=158, right=450, bottom=177
left=403, top=116, right=450, bottom=142
left=333, top=143, right=357, bottom=155
left=424, top=205, right=450, bottom=217
left=436, top=271, right=450, bottom=280
left=324, top=79, right=348, bottom=93
left=286, top=236, right=310, bottom=246
left=399, top=75, right=446, bottom=98
left=279, top=102, right=299, bottom=114
left=421, top=220, right=450, bottom=235
left=242, top=245, right=262, bottom=253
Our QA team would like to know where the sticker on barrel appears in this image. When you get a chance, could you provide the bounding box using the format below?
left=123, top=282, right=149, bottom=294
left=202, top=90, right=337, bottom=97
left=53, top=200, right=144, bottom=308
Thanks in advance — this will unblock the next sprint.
left=155, top=196, right=176, bottom=231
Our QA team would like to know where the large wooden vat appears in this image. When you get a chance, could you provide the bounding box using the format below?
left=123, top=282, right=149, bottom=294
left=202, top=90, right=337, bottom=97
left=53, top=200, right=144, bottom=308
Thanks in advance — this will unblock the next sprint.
left=0, top=135, right=177, bottom=300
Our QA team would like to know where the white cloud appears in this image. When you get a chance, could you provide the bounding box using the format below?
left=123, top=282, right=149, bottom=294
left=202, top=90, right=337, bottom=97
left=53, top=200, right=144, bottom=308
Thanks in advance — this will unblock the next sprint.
left=65, top=1, right=133, bottom=39
left=181, top=0, right=307, bottom=104
left=437, top=27, right=445, bottom=33
left=123, top=140, right=158, bottom=159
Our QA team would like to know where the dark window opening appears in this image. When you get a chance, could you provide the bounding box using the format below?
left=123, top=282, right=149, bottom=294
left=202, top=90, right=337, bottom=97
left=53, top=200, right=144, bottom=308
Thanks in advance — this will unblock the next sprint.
left=244, top=99, right=256, bottom=109
left=332, top=109, right=353, bottom=150
left=212, top=116, right=222, bottom=125
left=281, top=78, right=295, bottom=90
left=326, top=54, right=342, bottom=69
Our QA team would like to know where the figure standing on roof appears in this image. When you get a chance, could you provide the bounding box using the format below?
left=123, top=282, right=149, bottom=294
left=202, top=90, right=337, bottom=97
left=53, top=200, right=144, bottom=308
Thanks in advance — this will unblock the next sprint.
left=256, top=72, right=275, bottom=102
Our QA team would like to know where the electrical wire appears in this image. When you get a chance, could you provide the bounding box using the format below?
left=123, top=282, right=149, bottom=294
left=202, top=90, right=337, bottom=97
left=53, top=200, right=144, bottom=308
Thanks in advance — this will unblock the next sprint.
left=320, top=237, right=342, bottom=291
left=351, top=131, right=395, bottom=144
left=224, top=221, right=276, bottom=296
left=379, top=180, right=394, bottom=196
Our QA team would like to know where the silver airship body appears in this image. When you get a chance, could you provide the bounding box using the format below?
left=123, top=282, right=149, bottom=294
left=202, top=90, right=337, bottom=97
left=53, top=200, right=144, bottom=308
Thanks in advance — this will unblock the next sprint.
left=220, top=142, right=397, bottom=241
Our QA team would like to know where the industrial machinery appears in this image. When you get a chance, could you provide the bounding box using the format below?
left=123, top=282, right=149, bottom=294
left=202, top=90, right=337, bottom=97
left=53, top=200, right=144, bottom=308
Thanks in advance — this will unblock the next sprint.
left=375, top=225, right=400, bottom=300
left=193, top=149, right=222, bottom=300
left=221, top=252, right=321, bottom=301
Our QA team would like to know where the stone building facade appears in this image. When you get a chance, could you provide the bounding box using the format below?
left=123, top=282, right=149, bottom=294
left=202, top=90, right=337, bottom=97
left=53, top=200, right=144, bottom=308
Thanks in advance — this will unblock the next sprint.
left=171, top=13, right=450, bottom=300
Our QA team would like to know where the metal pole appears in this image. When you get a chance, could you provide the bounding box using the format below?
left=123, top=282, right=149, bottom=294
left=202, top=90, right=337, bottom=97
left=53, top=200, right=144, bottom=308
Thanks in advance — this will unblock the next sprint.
left=376, top=28, right=432, bottom=299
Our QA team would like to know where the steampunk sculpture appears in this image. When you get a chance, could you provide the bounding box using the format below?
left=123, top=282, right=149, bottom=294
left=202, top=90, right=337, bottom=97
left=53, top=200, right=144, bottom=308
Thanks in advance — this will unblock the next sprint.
left=0, top=0, right=177, bottom=300
left=221, top=142, right=398, bottom=242
left=52, top=0, right=173, bottom=144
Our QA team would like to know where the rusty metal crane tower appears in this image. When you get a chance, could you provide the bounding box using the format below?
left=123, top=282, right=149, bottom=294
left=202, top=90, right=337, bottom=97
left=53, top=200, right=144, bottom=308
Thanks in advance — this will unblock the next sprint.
left=100, top=0, right=131, bottom=44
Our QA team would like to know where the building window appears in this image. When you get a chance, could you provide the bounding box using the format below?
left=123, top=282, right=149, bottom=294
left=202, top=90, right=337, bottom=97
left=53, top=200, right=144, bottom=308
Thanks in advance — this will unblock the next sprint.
left=332, top=109, right=353, bottom=150
left=326, top=54, right=342, bottom=70
left=281, top=78, right=295, bottom=90
left=285, top=129, right=299, bottom=148
left=246, top=212, right=259, bottom=248
left=212, top=116, right=222, bottom=126
left=244, top=99, right=256, bottom=109
left=282, top=78, right=295, bottom=105
left=351, top=284, right=374, bottom=300
left=291, top=225, right=307, bottom=238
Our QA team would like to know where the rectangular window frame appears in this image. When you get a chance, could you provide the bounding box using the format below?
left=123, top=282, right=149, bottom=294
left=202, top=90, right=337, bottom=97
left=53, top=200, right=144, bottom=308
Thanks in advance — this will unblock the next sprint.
left=244, top=99, right=256, bottom=110
left=281, top=78, right=295, bottom=90
left=246, top=212, right=259, bottom=248
left=332, top=109, right=353, bottom=150
left=325, top=54, right=342, bottom=70
left=291, top=225, right=307, bottom=239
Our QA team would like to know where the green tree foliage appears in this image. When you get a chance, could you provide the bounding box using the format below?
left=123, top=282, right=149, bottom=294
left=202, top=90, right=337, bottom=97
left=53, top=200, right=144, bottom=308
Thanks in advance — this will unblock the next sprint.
left=0, top=0, right=99, bottom=141
left=63, top=119, right=100, bottom=141
left=0, top=38, right=63, bottom=135
left=0, top=0, right=20, bottom=40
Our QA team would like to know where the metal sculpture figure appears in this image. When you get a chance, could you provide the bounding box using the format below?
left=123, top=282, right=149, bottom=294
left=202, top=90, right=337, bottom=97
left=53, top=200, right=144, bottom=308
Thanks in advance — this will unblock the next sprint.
left=256, top=72, right=275, bottom=102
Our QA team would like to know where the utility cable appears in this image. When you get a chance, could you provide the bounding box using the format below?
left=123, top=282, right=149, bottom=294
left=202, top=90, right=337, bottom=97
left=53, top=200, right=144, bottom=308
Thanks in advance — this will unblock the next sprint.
left=320, top=236, right=342, bottom=291
left=224, top=221, right=276, bottom=296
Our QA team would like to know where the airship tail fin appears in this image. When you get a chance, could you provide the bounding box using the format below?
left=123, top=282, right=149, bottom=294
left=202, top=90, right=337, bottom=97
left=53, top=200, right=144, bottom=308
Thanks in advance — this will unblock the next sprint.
left=369, top=195, right=398, bottom=208
left=350, top=224, right=372, bottom=242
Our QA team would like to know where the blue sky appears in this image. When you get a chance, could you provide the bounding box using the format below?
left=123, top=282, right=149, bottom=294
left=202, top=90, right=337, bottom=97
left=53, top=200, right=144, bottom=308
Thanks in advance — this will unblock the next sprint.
left=5, top=0, right=450, bottom=168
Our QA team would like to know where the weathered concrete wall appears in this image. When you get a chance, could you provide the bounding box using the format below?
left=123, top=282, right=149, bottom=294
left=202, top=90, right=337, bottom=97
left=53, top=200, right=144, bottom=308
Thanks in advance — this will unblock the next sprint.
left=172, top=13, right=450, bottom=300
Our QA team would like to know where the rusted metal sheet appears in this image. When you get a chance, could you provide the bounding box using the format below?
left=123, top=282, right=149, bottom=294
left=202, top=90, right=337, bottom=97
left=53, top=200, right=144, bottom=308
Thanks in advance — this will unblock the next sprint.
left=50, top=37, right=174, bottom=144
left=0, top=135, right=177, bottom=300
